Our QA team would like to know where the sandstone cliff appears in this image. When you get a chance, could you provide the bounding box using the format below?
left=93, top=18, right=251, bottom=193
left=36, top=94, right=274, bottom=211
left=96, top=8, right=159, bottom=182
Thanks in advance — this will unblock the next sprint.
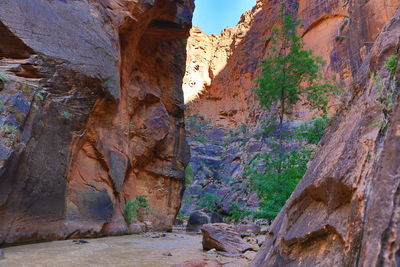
left=0, top=0, right=193, bottom=245
left=184, top=0, right=399, bottom=127
left=253, top=7, right=400, bottom=267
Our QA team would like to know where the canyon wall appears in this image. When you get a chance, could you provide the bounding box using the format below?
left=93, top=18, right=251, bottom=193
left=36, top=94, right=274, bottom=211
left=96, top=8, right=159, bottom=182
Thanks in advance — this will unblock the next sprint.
left=253, top=8, right=400, bottom=266
left=0, top=0, right=193, bottom=245
left=184, top=0, right=399, bottom=127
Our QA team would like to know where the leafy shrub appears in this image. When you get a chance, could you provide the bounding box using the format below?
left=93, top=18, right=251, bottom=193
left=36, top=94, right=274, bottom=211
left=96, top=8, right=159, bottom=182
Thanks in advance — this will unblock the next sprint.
left=194, top=136, right=207, bottom=143
left=124, top=196, right=149, bottom=225
left=198, top=193, right=221, bottom=211
left=292, top=116, right=330, bottom=144
left=373, top=56, right=399, bottom=135
left=385, top=55, right=398, bottom=75
left=0, top=72, right=10, bottom=83
left=34, top=92, right=44, bottom=101
left=177, top=213, right=189, bottom=221
left=335, top=36, right=345, bottom=42
left=185, top=165, right=195, bottom=184
left=227, top=202, right=253, bottom=223
left=247, top=149, right=312, bottom=219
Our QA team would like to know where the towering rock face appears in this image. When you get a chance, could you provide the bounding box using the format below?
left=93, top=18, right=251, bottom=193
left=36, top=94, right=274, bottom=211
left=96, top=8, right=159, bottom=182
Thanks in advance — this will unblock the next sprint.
left=184, top=0, right=399, bottom=127
left=253, top=7, right=400, bottom=267
left=0, top=0, right=193, bottom=245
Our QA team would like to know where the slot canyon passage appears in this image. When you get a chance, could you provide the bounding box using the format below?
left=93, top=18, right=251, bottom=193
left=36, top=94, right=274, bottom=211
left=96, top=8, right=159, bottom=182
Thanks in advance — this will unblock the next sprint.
left=0, top=0, right=399, bottom=266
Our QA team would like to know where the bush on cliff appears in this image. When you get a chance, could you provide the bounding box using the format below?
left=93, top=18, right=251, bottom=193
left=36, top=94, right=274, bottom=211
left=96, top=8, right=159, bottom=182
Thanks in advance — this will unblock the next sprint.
left=124, top=196, right=149, bottom=225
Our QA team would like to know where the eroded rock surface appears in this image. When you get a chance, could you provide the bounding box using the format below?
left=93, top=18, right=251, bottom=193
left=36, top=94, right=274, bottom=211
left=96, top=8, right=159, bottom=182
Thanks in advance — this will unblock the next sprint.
left=201, top=223, right=252, bottom=254
left=0, top=0, right=194, bottom=245
left=253, top=8, right=400, bottom=267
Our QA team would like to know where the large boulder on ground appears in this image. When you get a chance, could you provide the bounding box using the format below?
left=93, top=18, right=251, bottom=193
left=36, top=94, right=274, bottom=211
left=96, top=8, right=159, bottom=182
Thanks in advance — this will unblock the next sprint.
left=201, top=223, right=252, bottom=254
left=186, top=211, right=211, bottom=232
left=172, top=259, right=222, bottom=267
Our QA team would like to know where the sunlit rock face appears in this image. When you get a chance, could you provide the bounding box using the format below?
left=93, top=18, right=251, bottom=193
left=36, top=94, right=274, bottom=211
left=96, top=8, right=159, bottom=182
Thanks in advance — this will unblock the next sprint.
left=0, top=0, right=194, bottom=245
left=183, top=0, right=399, bottom=127
left=253, top=7, right=400, bottom=267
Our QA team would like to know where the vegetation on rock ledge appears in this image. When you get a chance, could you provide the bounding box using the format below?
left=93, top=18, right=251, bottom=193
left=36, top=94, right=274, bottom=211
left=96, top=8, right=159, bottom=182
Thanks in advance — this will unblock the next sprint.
left=124, top=196, right=149, bottom=225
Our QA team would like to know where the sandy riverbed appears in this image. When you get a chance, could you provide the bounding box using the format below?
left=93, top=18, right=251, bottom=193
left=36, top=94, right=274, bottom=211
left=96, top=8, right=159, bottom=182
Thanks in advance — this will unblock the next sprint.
left=1, top=232, right=218, bottom=267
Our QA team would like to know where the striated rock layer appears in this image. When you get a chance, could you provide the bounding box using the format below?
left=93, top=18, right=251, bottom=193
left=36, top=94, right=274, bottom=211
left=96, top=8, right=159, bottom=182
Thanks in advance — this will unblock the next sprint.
left=184, top=0, right=399, bottom=127
left=0, top=0, right=194, bottom=245
left=253, top=7, right=400, bottom=266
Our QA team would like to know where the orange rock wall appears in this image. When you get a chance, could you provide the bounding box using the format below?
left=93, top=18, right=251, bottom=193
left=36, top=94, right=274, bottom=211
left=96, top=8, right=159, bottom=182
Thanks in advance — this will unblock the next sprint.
left=0, top=0, right=194, bottom=245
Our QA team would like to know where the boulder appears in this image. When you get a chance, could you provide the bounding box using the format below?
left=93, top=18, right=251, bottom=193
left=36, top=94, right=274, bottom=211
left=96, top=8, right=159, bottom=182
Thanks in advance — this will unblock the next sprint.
left=201, top=223, right=251, bottom=254
left=234, top=224, right=260, bottom=237
left=210, top=212, right=224, bottom=223
left=255, top=236, right=266, bottom=246
left=128, top=223, right=146, bottom=234
left=175, top=217, right=185, bottom=226
left=172, top=259, right=222, bottom=267
left=242, top=251, right=257, bottom=261
left=259, top=226, right=269, bottom=235
left=186, top=211, right=210, bottom=232
left=243, top=237, right=260, bottom=251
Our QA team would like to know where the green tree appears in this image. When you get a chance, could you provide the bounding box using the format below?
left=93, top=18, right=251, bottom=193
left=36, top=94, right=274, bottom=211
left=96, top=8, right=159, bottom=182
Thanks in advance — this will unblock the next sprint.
left=248, top=8, right=334, bottom=220
left=256, top=9, right=333, bottom=149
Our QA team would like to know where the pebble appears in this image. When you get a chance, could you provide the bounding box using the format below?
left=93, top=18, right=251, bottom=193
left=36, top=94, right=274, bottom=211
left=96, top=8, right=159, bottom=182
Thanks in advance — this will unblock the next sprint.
left=73, top=239, right=89, bottom=245
left=162, top=252, right=173, bottom=256
left=207, top=248, right=216, bottom=254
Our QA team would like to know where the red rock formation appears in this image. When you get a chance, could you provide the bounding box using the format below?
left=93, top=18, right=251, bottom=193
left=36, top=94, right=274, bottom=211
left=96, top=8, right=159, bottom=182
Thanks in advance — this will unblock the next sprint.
left=184, top=0, right=399, bottom=127
left=253, top=7, right=400, bottom=266
left=0, top=0, right=194, bottom=245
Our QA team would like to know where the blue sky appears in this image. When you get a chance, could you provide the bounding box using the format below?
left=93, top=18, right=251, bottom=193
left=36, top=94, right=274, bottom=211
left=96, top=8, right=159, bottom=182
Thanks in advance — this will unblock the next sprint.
left=193, top=0, right=256, bottom=35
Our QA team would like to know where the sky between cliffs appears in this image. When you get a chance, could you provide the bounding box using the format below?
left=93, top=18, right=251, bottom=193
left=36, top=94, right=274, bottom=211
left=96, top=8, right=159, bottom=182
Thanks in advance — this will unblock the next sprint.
left=193, top=0, right=256, bottom=35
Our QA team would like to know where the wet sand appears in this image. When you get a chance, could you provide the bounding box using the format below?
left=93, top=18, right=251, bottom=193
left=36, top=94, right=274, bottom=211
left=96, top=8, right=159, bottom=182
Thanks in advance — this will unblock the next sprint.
left=1, top=232, right=212, bottom=267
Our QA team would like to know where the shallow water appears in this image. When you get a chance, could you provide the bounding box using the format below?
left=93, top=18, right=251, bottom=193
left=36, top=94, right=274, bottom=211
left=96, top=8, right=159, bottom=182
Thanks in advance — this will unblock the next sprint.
left=1, top=232, right=216, bottom=267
